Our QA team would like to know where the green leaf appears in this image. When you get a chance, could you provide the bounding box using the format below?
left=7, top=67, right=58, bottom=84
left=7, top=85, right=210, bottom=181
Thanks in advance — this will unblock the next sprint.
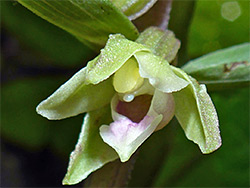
left=136, top=27, right=180, bottom=63
left=111, top=0, right=157, bottom=20
left=1, top=1, right=93, bottom=67
left=36, top=67, right=115, bottom=120
left=85, top=34, right=149, bottom=84
left=171, top=66, right=221, bottom=154
left=62, top=106, right=118, bottom=185
left=183, top=43, right=250, bottom=90
left=134, top=51, right=189, bottom=93
left=18, top=0, right=139, bottom=51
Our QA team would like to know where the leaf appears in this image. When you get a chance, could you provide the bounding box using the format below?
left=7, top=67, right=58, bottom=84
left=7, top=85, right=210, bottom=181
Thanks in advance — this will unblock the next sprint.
left=62, top=106, right=118, bottom=185
left=182, top=43, right=250, bottom=90
left=18, top=0, right=139, bottom=51
left=1, top=1, right=94, bottom=67
left=171, top=66, right=221, bottom=154
left=36, top=67, right=115, bottom=120
left=136, top=26, right=180, bottom=63
left=111, top=0, right=157, bottom=20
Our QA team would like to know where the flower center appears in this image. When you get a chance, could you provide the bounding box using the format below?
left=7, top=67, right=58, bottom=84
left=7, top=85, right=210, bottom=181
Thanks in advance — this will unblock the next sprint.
left=113, top=57, right=144, bottom=98
left=116, top=95, right=152, bottom=123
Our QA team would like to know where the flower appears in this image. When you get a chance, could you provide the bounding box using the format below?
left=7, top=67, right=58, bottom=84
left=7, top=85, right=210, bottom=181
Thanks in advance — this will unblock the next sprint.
left=36, top=33, right=221, bottom=185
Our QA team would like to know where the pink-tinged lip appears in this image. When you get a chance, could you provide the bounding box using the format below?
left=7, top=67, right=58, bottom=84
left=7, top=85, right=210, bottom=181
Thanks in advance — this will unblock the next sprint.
left=99, top=89, right=175, bottom=162
left=100, top=113, right=162, bottom=162
left=109, top=115, right=154, bottom=143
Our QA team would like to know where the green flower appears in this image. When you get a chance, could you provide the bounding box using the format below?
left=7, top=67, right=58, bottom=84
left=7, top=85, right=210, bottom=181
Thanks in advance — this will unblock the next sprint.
left=36, top=34, right=221, bottom=185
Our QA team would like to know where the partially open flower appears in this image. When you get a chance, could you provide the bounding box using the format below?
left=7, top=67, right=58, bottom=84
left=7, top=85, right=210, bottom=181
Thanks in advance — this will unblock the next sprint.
left=99, top=53, right=186, bottom=162
left=36, top=33, right=221, bottom=185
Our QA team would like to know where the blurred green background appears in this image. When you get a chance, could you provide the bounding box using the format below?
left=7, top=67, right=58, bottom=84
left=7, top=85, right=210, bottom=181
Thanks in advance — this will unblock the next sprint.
left=1, top=0, right=249, bottom=187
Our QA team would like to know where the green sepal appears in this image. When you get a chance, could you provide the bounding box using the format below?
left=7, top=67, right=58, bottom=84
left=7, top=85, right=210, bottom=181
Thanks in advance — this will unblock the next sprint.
left=134, top=51, right=189, bottom=93
left=85, top=34, right=150, bottom=84
left=111, top=0, right=157, bottom=20
left=182, top=43, right=250, bottom=89
left=62, top=106, right=118, bottom=185
left=171, top=66, right=222, bottom=154
left=136, top=27, right=181, bottom=63
left=36, top=67, right=115, bottom=120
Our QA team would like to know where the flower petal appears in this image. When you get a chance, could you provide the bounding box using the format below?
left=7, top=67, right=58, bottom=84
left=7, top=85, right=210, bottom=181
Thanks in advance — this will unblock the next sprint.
left=100, top=94, right=162, bottom=162
left=100, top=89, right=175, bottom=162
left=171, top=66, right=222, bottom=154
left=100, top=115, right=162, bottom=162
left=136, top=27, right=181, bottom=63
left=134, top=51, right=189, bottom=93
left=148, top=89, right=175, bottom=131
left=36, top=66, right=114, bottom=120
left=85, top=34, right=150, bottom=84
left=62, top=106, right=118, bottom=185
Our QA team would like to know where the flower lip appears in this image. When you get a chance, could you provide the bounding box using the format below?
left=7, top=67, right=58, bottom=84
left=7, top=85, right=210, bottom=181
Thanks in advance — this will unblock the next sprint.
left=100, top=89, right=175, bottom=162
left=116, top=94, right=152, bottom=123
